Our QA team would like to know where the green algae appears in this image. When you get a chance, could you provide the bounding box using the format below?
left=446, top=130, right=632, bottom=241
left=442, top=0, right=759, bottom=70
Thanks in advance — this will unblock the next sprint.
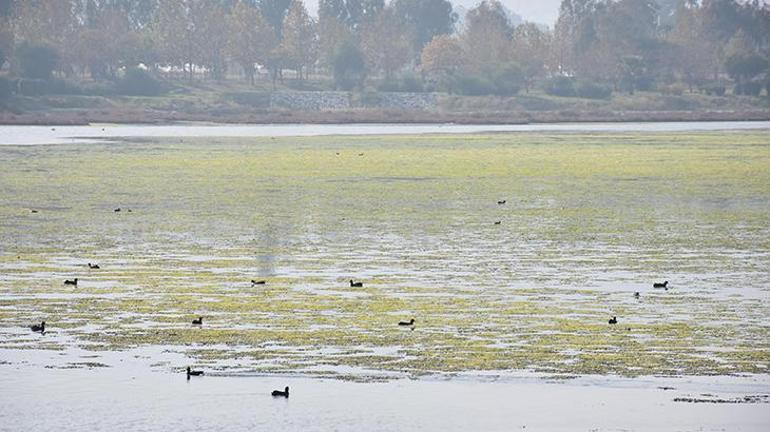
left=0, top=131, right=769, bottom=379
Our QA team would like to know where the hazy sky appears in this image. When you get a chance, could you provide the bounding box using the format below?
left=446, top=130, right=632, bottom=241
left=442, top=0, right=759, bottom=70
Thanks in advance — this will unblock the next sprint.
left=304, top=0, right=562, bottom=26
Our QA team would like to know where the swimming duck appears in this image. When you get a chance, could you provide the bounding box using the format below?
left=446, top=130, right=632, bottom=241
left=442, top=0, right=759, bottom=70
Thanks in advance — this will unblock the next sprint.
left=494, top=221, right=502, bottom=225
left=608, top=316, right=618, bottom=325
left=114, top=208, right=121, bottom=212
left=30, top=321, right=45, bottom=333
left=633, top=292, right=640, bottom=298
left=653, top=281, right=668, bottom=289
left=31, top=210, right=38, bottom=213
left=251, top=280, right=266, bottom=286
left=192, top=317, right=203, bottom=325
left=271, top=386, right=289, bottom=397
left=349, top=280, right=363, bottom=288
left=497, top=200, right=506, bottom=205
left=88, top=263, right=100, bottom=269
left=186, top=366, right=204, bottom=379
left=64, top=278, right=78, bottom=286
left=398, top=318, right=415, bottom=326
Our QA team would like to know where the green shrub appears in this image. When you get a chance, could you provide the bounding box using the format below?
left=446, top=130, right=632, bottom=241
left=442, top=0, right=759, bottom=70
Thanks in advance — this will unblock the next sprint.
left=377, top=72, right=424, bottom=93
left=17, top=78, right=48, bottom=96
left=17, top=43, right=59, bottom=79
left=543, top=76, right=576, bottom=97
left=658, top=83, right=686, bottom=96
left=117, top=67, right=163, bottom=96
left=332, top=40, right=366, bottom=91
left=451, top=75, right=496, bottom=96
left=229, top=91, right=271, bottom=108
left=735, top=81, right=762, bottom=96
left=489, top=63, right=522, bottom=96
left=700, top=83, right=726, bottom=96
left=575, top=81, right=612, bottom=99
left=0, top=76, right=12, bottom=99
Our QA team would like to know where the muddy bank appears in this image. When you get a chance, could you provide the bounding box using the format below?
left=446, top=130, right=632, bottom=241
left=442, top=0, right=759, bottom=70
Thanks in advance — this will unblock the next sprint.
left=2, top=106, right=770, bottom=126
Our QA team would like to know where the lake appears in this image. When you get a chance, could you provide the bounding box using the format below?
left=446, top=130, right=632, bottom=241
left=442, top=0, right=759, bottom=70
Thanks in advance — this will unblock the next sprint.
left=1, top=124, right=768, bottom=430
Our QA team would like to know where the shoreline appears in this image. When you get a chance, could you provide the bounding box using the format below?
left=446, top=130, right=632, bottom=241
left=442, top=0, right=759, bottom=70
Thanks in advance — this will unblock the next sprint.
left=2, top=108, right=770, bottom=126
left=2, top=350, right=768, bottom=432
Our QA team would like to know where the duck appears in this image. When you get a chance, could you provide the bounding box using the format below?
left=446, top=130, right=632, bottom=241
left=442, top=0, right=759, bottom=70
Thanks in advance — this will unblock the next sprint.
left=64, top=278, right=78, bottom=286
left=653, top=281, right=669, bottom=289
left=88, top=263, right=100, bottom=269
left=494, top=221, right=502, bottom=225
left=497, top=200, right=506, bottom=205
left=349, top=279, right=363, bottom=288
left=30, top=209, right=38, bottom=213
left=271, top=386, right=289, bottom=398
left=608, top=316, right=618, bottom=325
left=186, top=366, right=204, bottom=379
left=30, top=321, right=45, bottom=333
left=398, top=318, right=415, bottom=326
left=633, top=292, right=640, bottom=298
left=192, top=317, right=203, bottom=325
left=251, top=279, right=266, bottom=286
left=114, top=208, right=121, bottom=212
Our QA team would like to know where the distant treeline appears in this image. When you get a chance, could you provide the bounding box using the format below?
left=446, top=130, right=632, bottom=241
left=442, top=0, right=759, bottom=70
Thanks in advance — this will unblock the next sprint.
left=0, top=0, right=769, bottom=98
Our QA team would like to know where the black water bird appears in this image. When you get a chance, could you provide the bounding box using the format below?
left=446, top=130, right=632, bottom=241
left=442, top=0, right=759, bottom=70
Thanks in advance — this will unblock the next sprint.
left=349, top=280, right=363, bottom=288
left=251, top=280, right=266, bottom=286
left=272, top=386, right=289, bottom=398
left=498, top=200, right=506, bottom=205
left=30, top=321, right=45, bottom=333
left=653, top=281, right=668, bottom=289
left=192, top=317, right=203, bottom=325
left=64, top=278, right=78, bottom=286
left=633, top=292, right=640, bottom=298
left=114, top=208, right=121, bottom=212
left=31, top=210, right=38, bottom=213
left=186, top=366, right=204, bottom=379
left=398, top=318, right=415, bottom=326
left=608, top=316, right=618, bottom=325
left=494, top=221, right=502, bottom=225
left=88, top=263, right=100, bottom=269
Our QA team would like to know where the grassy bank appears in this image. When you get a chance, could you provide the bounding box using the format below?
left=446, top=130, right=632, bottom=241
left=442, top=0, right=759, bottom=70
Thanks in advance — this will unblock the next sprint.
left=1, top=79, right=769, bottom=125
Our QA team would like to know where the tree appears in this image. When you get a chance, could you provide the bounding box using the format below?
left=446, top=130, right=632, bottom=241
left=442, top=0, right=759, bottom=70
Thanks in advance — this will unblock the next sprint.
left=17, top=43, right=59, bottom=79
left=420, top=34, right=463, bottom=89
left=195, top=1, right=229, bottom=80
left=667, top=1, right=718, bottom=90
left=0, top=16, right=11, bottom=69
left=332, top=38, right=366, bottom=89
left=227, top=0, right=276, bottom=84
left=724, top=30, right=768, bottom=93
left=360, top=7, right=412, bottom=78
left=511, top=23, right=551, bottom=92
left=318, top=14, right=352, bottom=70
left=392, top=0, right=457, bottom=53
left=258, top=0, right=293, bottom=38
left=461, top=0, right=513, bottom=71
left=319, top=0, right=383, bottom=31
left=281, top=0, right=318, bottom=79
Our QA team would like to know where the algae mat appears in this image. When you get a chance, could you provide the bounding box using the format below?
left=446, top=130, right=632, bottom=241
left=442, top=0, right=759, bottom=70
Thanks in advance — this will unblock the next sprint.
left=0, top=132, right=768, bottom=380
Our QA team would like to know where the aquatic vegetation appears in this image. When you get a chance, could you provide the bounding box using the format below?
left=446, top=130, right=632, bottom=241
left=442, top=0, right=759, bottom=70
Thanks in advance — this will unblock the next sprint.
left=0, top=131, right=768, bottom=380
